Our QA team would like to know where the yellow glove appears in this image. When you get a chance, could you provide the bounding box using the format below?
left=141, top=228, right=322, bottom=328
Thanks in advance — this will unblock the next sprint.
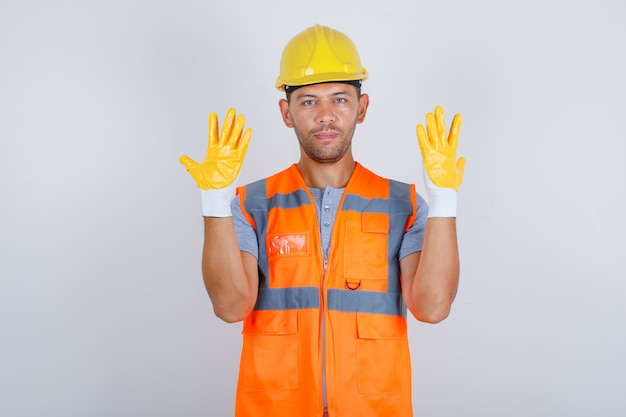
left=179, top=108, right=251, bottom=217
left=180, top=108, right=251, bottom=189
left=416, top=106, right=465, bottom=217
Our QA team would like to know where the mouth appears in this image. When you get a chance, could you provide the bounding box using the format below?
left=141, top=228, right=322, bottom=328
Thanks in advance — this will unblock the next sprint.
left=312, top=129, right=340, bottom=141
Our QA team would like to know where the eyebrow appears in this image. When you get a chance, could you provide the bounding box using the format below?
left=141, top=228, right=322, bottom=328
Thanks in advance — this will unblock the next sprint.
left=294, top=90, right=352, bottom=100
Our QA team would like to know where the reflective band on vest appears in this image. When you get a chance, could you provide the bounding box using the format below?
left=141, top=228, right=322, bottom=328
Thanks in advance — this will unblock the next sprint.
left=255, top=287, right=319, bottom=310
left=234, top=162, right=418, bottom=417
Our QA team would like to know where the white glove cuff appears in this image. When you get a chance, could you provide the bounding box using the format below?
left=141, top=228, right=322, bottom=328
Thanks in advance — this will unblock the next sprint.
left=200, top=182, right=237, bottom=217
left=426, top=186, right=458, bottom=218
left=423, top=168, right=457, bottom=218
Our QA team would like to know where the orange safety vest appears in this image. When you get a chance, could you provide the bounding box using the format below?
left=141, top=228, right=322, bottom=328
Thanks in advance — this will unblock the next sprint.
left=235, top=163, right=418, bottom=417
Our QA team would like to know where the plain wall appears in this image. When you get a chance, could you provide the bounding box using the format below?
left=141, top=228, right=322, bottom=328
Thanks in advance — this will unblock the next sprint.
left=1, top=0, right=625, bottom=416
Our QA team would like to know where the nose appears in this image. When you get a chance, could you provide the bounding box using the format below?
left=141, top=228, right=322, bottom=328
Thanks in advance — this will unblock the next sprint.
left=316, top=101, right=335, bottom=124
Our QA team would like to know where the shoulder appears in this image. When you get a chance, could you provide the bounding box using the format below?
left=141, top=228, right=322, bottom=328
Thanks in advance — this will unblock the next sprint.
left=356, top=162, right=414, bottom=191
left=239, top=164, right=300, bottom=197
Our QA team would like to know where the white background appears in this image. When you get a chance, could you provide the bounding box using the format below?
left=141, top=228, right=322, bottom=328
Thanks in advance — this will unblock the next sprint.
left=1, top=0, right=625, bottom=416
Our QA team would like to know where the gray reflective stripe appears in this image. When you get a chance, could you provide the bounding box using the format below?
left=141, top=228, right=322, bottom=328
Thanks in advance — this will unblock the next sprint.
left=242, top=179, right=267, bottom=210
left=327, top=289, right=407, bottom=317
left=386, top=260, right=402, bottom=295
left=275, top=189, right=312, bottom=209
left=244, top=186, right=311, bottom=213
left=254, top=287, right=320, bottom=310
left=253, top=287, right=405, bottom=316
left=341, top=181, right=413, bottom=218
left=342, top=194, right=413, bottom=215
left=243, top=179, right=271, bottom=280
left=389, top=179, right=411, bottom=200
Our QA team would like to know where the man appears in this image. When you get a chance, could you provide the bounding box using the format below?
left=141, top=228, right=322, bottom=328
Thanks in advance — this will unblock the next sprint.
left=180, top=24, right=465, bottom=417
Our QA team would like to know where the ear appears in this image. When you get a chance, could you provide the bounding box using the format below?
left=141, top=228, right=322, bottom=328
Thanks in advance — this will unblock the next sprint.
left=278, top=99, right=294, bottom=128
left=356, top=93, right=369, bottom=124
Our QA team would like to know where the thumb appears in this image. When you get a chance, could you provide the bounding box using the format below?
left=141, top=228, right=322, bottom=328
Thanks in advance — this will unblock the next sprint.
left=179, top=155, right=198, bottom=172
left=456, top=156, right=466, bottom=189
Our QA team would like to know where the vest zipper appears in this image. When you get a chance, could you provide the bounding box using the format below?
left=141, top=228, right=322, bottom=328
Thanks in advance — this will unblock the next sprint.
left=321, top=257, right=328, bottom=414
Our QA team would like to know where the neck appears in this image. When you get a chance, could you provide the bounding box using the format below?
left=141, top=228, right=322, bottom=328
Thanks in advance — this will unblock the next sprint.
left=297, top=156, right=356, bottom=189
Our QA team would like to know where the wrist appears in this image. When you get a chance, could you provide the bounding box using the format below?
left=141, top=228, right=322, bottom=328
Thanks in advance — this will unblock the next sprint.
left=200, top=184, right=237, bottom=217
left=423, top=167, right=457, bottom=218
left=426, top=186, right=457, bottom=218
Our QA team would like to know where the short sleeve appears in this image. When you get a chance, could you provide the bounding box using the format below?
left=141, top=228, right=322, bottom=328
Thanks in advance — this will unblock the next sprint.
left=398, top=192, right=429, bottom=259
left=231, top=196, right=259, bottom=259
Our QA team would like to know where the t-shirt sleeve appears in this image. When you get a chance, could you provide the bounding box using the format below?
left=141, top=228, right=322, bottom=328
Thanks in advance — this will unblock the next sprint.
left=398, top=192, right=429, bottom=260
left=231, top=196, right=259, bottom=259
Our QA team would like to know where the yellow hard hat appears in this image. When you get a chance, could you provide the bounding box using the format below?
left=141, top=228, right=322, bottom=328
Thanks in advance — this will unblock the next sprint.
left=275, top=24, right=368, bottom=91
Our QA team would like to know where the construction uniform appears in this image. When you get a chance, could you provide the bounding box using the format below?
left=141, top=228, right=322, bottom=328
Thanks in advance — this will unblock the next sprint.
left=232, top=163, right=424, bottom=417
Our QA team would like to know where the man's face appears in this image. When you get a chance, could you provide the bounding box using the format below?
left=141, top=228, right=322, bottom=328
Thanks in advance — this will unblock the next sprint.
left=279, top=83, right=369, bottom=164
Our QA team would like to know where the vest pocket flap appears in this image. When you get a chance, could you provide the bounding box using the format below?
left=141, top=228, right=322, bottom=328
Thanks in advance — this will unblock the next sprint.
left=361, top=212, right=388, bottom=234
left=240, top=309, right=299, bottom=391
left=357, top=313, right=406, bottom=340
left=356, top=313, right=410, bottom=394
left=242, top=309, right=298, bottom=335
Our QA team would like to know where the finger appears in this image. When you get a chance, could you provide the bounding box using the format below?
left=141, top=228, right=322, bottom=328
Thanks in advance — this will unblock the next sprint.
left=448, top=114, right=463, bottom=148
left=416, top=123, right=427, bottom=144
left=416, top=123, right=432, bottom=155
left=434, top=106, right=446, bottom=146
left=425, top=112, right=438, bottom=149
left=230, top=114, right=246, bottom=147
left=219, top=108, right=236, bottom=146
left=179, top=155, right=198, bottom=171
left=208, top=112, right=219, bottom=148
left=236, top=127, right=252, bottom=159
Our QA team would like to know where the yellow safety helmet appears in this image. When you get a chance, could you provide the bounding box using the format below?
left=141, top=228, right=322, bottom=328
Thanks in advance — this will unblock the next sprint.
left=275, top=24, right=368, bottom=91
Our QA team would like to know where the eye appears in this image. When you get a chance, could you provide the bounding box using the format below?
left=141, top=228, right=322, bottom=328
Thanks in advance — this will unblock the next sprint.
left=334, top=97, right=347, bottom=104
left=303, top=99, right=315, bottom=106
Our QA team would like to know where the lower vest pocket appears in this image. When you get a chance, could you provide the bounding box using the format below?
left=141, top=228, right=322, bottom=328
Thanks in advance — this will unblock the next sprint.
left=356, top=313, right=409, bottom=394
left=241, top=309, right=299, bottom=391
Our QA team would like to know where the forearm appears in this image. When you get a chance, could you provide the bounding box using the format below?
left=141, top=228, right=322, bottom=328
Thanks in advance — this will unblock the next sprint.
left=202, top=217, right=256, bottom=322
left=407, top=217, right=459, bottom=323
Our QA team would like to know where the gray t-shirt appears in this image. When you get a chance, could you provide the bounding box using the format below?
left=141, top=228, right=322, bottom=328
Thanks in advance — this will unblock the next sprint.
left=231, top=186, right=429, bottom=261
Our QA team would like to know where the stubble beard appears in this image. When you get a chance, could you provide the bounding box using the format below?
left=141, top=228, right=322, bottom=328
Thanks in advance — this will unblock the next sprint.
left=293, top=122, right=356, bottom=165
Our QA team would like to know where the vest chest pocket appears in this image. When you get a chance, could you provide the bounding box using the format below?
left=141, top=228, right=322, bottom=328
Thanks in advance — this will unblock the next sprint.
left=266, top=232, right=317, bottom=288
left=343, top=213, right=389, bottom=289
left=241, top=309, right=299, bottom=391
left=356, top=313, right=410, bottom=394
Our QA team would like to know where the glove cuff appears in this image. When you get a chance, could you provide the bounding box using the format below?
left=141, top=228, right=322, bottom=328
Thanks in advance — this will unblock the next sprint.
left=200, top=183, right=237, bottom=217
left=426, top=186, right=457, bottom=218
left=423, top=167, right=457, bottom=218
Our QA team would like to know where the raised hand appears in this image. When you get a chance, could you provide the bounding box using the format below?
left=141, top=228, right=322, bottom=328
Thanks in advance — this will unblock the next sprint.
left=416, top=106, right=465, bottom=191
left=416, top=106, right=466, bottom=217
left=180, top=108, right=251, bottom=190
